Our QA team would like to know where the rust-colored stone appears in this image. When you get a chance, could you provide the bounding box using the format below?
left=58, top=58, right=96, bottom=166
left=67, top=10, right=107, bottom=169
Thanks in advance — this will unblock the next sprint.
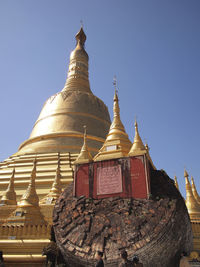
left=53, top=170, right=192, bottom=267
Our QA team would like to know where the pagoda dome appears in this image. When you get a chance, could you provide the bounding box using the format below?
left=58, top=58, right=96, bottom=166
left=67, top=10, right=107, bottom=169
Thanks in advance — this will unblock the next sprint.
left=17, top=27, right=111, bottom=156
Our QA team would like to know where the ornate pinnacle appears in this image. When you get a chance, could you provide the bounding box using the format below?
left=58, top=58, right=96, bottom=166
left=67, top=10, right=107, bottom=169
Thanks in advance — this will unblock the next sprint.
left=128, top=119, right=146, bottom=156
left=74, top=126, right=93, bottom=164
left=19, top=159, right=39, bottom=207
left=48, top=154, right=62, bottom=198
left=174, top=175, right=179, bottom=191
left=184, top=168, right=189, bottom=179
left=184, top=169, right=200, bottom=216
left=1, top=168, right=17, bottom=205
left=191, top=176, right=200, bottom=204
left=94, top=86, right=132, bottom=161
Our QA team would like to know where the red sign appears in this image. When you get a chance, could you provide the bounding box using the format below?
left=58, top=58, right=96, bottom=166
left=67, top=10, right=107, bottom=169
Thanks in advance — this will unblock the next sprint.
left=97, top=165, right=122, bottom=195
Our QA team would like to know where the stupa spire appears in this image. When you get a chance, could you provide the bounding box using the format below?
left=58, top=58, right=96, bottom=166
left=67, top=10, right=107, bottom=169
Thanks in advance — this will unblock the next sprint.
left=1, top=168, right=17, bottom=205
left=128, top=119, right=146, bottom=156
left=191, top=176, right=200, bottom=204
left=19, top=159, right=39, bottom=207
left=184, top=169, right=200, bottom=219
left=74, top=126, right=93, bottom=164
left=174, top=175, right=179, bottom=191
left=62, top=26, right=91, bottom=93
left=94, top=79, right=132, bottom=161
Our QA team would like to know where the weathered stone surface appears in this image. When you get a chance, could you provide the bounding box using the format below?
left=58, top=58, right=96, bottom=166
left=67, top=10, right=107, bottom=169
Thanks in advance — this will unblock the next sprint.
left=53, top=170, right=192, bottom=267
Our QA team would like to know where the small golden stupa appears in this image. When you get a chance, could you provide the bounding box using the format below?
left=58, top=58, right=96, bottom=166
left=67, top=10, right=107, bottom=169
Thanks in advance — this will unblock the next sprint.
left=129, top=120, right=146, bottom=156
left=0, top=168, right=17, bottom=205
left=191, top=176, right=200, bottom=205
left=74, top=126, right=93, bottom=164
left=94, top=80, right=132, bottom=161
left=174, top=175, right=179, bottom=191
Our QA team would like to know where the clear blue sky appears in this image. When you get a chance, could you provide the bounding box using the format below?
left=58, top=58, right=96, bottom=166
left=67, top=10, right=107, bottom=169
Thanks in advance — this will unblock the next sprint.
left=0, top=0, right=200, bottom=198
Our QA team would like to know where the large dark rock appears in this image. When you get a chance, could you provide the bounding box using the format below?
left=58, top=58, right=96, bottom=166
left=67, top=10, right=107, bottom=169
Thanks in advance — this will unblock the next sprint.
left=53, top=170, right=192, bottom=267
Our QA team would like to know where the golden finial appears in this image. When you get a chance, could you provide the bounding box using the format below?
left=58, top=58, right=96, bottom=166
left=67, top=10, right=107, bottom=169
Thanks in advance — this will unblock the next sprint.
left=75, top=26, right=86, bottom=47
left=19, top=159, right=39, bottom=207
left=184, top=168, right=189, bottom=179
left=184, top=169, right=200, bottom=219
left=1, top=168, right=17, bottom=205
left=113, top=75, right=118, bottom=95
left=128, top=118, right=146, bottom=156
left=94, top=85, right=131, bottom=161
left=74, top=126, right=93, bottom=164
left=174, top=175, right=179, bottom=191
left=112, top=76, right=121, bottom=122
left=191, top=176, right=200, bottom=204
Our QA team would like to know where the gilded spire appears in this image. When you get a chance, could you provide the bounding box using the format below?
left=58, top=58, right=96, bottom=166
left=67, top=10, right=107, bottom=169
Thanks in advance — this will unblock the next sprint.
left=94, top=81, right=132, bottom=161
left=1, top=169, right=17, bottom=205
left=184, top=169, right=200, bottom=220
left=174, top=175, right=179, bottom=191
left=74, top=126, right=93, bottom=164
left=63, top=26, right=91, bottom=93
left=128, top=119, right=146, bottom=156
left=46, top=155, right=62, bottom=200
left=19, top=159, right=39, bottom=207
left=191, top=176, right=200, bottom=204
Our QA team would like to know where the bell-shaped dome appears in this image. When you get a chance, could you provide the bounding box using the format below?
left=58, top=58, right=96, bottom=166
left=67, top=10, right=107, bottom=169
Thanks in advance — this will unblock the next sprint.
left=17, top=27, right=111, bottom=155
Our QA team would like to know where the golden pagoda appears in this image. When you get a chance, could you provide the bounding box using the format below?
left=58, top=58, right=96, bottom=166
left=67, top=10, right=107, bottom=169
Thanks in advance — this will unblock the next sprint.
left=0, top=25, right=199, bottom=265
left=16, top=27, right=110, bottom=157
left=0, top=27, right=111, bottom=266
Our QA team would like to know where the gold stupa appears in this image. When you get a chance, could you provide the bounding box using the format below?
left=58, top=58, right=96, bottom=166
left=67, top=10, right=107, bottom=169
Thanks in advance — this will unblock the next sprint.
left=17, top=27, right=110, bottom=156
left=128, top=120, right=146, bottom=156
left=0, top=27, right=111, bottom=266
left=0, top=168, right=17, bottom=205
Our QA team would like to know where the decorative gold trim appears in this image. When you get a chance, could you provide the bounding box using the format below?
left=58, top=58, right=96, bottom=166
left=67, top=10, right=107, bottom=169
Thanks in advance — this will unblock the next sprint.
left=18, top=132, right=105, bottom=151
left=34, top=111, right=110, bottom=128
